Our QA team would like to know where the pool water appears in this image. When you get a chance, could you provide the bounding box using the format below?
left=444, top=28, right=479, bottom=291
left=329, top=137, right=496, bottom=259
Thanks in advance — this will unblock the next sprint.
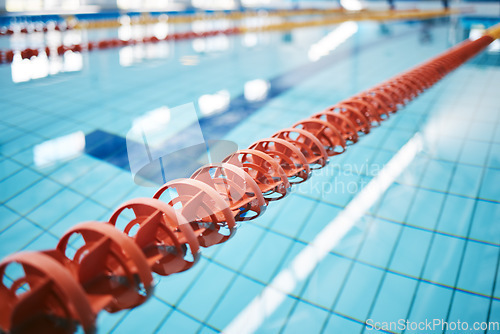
left=0, top=15, right=499, bottom=334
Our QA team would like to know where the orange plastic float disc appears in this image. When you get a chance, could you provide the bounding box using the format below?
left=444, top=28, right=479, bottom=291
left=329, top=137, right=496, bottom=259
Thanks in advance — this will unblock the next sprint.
left=374, top=83, right=406, bottom=107
left=292, top=119, right=346, bottom=156
left=365, top=88, right=398, bottom=114
left=399, top=72, right=426, bottom=91
left=109, top=198, right=200, bottom=276
left=354, top=92, right=391, bottom=120
left=56, top=222, right=153, bottom=313
left=379, top=81, right=409, bottom=105
left=223, top=149, right=290, bottom=201
left=153, top=178, right=236, bottom=247
left=391, top=78, right=417, bottom=101
left=311, top=111, right=359, bottom=144
left=272, top=128, right=329, bottom=170
left=342, top=97, right=382, bottom=125
left=191, top=163, right=266, bottom=221
left=0, top=252, right=96, bottom=334
left=326, top=103, right=371, bottom=135
left=248, top=138, right=311, bottom=184
left=399, top=74, right=424, bottom=94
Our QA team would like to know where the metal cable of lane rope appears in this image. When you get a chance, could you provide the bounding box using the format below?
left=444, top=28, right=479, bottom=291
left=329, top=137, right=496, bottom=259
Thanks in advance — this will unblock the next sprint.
left=0, top=9, right=456, bottom=66
left=0, top=23, right=498, bottom=334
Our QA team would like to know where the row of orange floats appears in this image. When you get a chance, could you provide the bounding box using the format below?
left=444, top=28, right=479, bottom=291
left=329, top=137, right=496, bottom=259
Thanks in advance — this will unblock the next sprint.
left=0, top=27, right=240, bottom=64
left=0, top=34, right=495, bottom=334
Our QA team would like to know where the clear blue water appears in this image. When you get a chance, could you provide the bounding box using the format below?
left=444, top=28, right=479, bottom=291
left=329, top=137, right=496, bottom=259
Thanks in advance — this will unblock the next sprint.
left=0, top=15, right=499, bottom=334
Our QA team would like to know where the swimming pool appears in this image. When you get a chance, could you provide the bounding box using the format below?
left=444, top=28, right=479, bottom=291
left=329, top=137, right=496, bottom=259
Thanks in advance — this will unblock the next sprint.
left=1, top=14, right=499, bottom=333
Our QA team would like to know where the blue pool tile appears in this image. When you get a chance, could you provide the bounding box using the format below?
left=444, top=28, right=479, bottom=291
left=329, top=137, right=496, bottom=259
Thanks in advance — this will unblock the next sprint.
left=0, top=206, right=21, bottom=232
left=480, top=168, right=500, bottom=201
left=445, top=291, right=490, bottom=334
left=422, top=234, right=465, bottom=287
left=367, top=272, right=417, bottom=333
left=335, top=263, right=384, bottom=321
left=331, top=217, right=368, bottom=259
left=5, top=178, right=62, bottom=216
left=154, top=257, right=209, bottom=306
left=26, top=188, right=85, bottom=229
left=468, top=121, right=496, bottom=142
left=448, top=164, right=483, bottom=198
left=177, top=261, right=235, bottom=321
left=112, top=297, right=171, bottom=333
left=458, top=140, right=490, bottom=166
left=48, top=199, right=109, bottom=238
left=301, top=254, right=352, bottom=310
left=256, top=295, right=297, bottom=334
left=69, top=163, right=121, bottom=196
left=0, top=127, right=24, bottom=145
left=157, top=310, right=201, bottom=334
left=121, top=185, right=156, bottom=200
left=212, top=223, right=265, bottom=271
left=48, top=155, right=100, bottom=185
left=437, top=194, right=475, bottom=237
left=390, top=227, right=432, bottom=277
left=22, top=232, right=60, bottom=252
left=456, top=241, right=498, bottom=296
left=241, top=230, right=293, bottom=283
left=406, top=189, right=445, bottom=229
left=95, top=310, right=128, bottom=334
left=271, top=242, right=308, bottom=297
left=206, top=275, right=264, bottom=329
left=357, top=218, right=400, bottom=268
left=321, top=173, right=363, bottom=207
left=419, top=159, right=454, bottom=193
left=406, top=283, right=453, bottom=334
left=0, top=219, right=43, bottom=259
left=298, top=203, right=340, bottom=242
left=395, top=155, right=429, bottom=188
left=324, top=314, right=364, bottom=334
left=0, top=168, right=42, bottom=202
left=281, top=301, right=329, bottom=334
left=487, top=144, right=500, bottom=169
left=382, top=128, right=414, bottom=152
left=369, top=149, right=397, bottom=173
left=469, top=200, right=500, bottom=245
left=90, top=172, right=137, bottom=209
left=252, top=195, right=288, bottom=229
left=430, top=136, right=462, bottom=161
left=198, top=325, right=219, bottom=334
left=0, top=132, right=44, bottom=156
left=359, top=126, right=390, bottom=147
left=269, top=194, right=316, bottom=238
left=339, top=145, right=378, bottom=170
left=0, top=158, right=23, bottom=181
left=487, top=301, right=500, bottom=334
left=376, top=184, right=417, bottom=222
left=10, top=147, right=37, bottom=167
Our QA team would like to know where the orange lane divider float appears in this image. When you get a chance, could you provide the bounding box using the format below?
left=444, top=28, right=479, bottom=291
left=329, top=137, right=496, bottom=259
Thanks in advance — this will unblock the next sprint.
left=0, top=27, right=240, bottom=64
left=0, top=24, right=498, bottom=334
left=0, top=9, right=456, bottom=65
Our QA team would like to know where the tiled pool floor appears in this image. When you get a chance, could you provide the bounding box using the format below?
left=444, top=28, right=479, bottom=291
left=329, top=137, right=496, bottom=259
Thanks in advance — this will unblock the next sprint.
left=0, top=16, right=499, bottom=333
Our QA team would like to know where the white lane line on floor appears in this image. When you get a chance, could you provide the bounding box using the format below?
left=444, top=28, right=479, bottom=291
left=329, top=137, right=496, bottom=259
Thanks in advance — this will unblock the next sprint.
left=223, top=133, right=424, bottom=334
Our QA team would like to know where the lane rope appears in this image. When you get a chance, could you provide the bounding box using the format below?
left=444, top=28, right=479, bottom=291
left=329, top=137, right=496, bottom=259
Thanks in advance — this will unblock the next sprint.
left=0, top=9, right=456, bottom=65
